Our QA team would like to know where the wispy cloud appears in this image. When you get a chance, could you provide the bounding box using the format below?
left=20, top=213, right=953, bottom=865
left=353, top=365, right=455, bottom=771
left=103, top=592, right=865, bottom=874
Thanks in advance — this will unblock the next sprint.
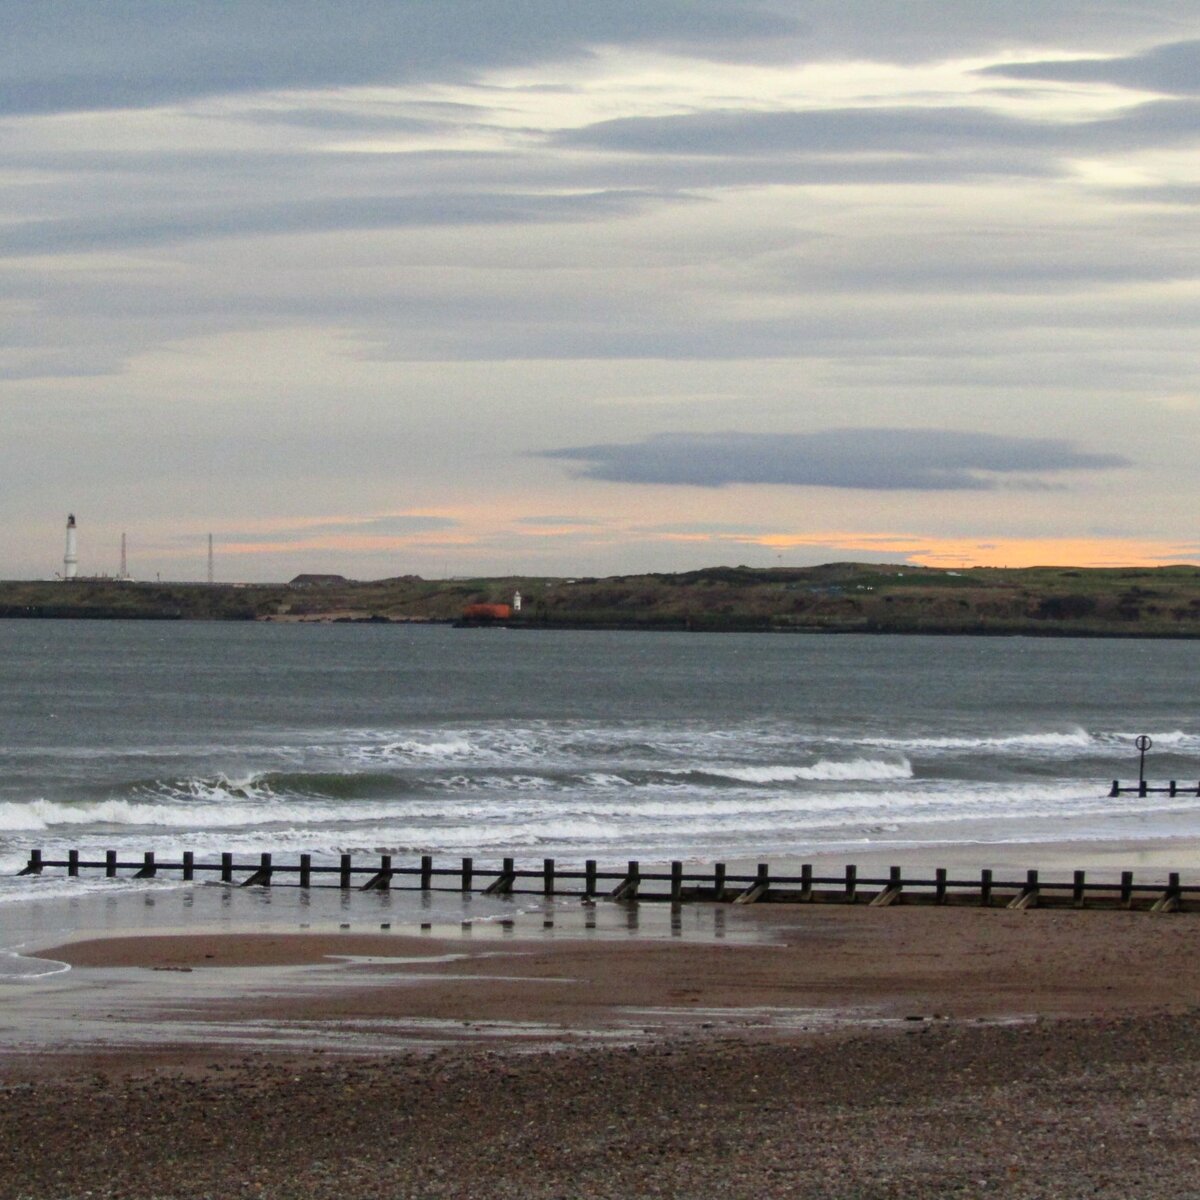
left=0, top=190, right=688, bottom=257
left=218, top=513, right=458, bottom=546
left=555, top=98, right=1200, bottom=160
left=981, top=38, right=1200, bottom=95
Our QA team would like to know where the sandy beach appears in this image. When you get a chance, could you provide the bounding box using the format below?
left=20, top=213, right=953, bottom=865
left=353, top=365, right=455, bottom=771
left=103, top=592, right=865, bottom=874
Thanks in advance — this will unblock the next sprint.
left=3, top=902, right=1200, bottom=1198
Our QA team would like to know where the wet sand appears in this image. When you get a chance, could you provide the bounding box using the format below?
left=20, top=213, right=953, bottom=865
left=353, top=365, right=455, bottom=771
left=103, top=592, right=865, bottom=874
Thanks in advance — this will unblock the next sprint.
left=38, top=903, right=1200, bottom=1031
left=4, top=905, right=1200, bottom=1197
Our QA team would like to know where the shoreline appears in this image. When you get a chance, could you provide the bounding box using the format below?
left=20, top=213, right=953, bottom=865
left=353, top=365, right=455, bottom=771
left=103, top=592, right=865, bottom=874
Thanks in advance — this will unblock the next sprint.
left=8, top=608, right=1200, bottom=639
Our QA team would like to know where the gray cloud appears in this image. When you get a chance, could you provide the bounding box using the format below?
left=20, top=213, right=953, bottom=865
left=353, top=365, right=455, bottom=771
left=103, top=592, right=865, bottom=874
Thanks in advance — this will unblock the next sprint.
left=0, top=189, right=688, bottom=256
left=229, top=100, right=493, bottom=134
left=0, top=1, right=796, bottom=116
left=218, top=514, right=457, bottom=544
left=540, top=429, right=1130, bottom=490
left=631, top=521, right=791, bottom=535
left=981, top=39, right=1200, bottom=95
left=555, top=98, right=1200, bottom=159
left=322, top=514, right=459, bottom=536
left=743, top=2, right=1197, bottom=64
left=5, top=3, right=1191, bottom=123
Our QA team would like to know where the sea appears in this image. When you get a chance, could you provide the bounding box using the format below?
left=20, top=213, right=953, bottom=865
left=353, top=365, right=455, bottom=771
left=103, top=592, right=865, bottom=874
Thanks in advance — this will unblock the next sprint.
left=2, top=620, right=1199, bottom=899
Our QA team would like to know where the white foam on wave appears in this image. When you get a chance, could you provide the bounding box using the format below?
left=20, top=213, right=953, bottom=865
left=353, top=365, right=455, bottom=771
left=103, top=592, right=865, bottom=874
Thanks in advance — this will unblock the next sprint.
left=0, top=796, right=414, bottom=832
left=682, top=758, right=913, bottom=783
left=374, top=738, right=474, bottom=760
left=1103, top=730, right=1199, bottom=750
left=862, top=729, right=1091, bottom=753
left=148, top=774, right=278, bottom=803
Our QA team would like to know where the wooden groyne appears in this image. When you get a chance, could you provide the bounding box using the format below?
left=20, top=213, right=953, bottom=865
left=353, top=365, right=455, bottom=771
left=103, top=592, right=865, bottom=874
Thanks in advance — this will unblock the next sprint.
left=15, top=850, right=1198, bottom=912
left=1109, top=780, right=1200, bottom=797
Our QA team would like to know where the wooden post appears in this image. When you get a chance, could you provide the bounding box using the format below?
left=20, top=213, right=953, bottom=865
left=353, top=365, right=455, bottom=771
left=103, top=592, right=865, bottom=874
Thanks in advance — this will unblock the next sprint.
left=1109, top=779, right=1119, bottom=797
left=221, top=852, right=233, bottom=884
left=420, top=855, right=433, bottom=891
left=845, top=863, right=857, bottom=903
left=18, top=849, right=43, bottom=876
left=1170, top=780, right=1178, bottom=797
left=870, top=865, right=902, bottom=907
left=734, top=863, right=771, bottom=905
left=934, top=867, right=947, bottom=905
left=182, top=851, right=194, bottom=881
left=1120, top=870, right=1133, bottom=908
left=584, top=859, right=597, bottom=897
left=299, top=853, right=312, bottom=889
left=361, top=853, right=392, bottom=892
left=241, top=852, right=273, bottom=888
left=484, top=857, right=516, bottom=896
left=339, top=853, right=352, bottom=890
left=980, top=868, right=993, bottom=907
left=461, top=856, right=473, bottom=892
left=800, top=863, right=813, bottom=900
left=1009, top=869, right=1039, bottom=909
left=68, top=849, right=79, bottom=878
left=610, top=860, right=640, bottom=901
left=1139, top=780, right=1148, bottom=798
left=1073, top=870, right=1086, bottom=907
left=106, top=850, right=117, bottom=879
left=543, top=857, right=555, bottom=897
left=1152, top=872, right=1182, bottom=913
left=670, top=860, right=683, bottom=902
left=134, top=851, right=156, bottom=879
left=713, top=862, right=726, bottom=899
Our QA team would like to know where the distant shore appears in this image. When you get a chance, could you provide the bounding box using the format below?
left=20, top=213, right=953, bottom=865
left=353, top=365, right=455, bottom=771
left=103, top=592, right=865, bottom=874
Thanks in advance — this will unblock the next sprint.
left=3, top=560, right=1200, bottom=637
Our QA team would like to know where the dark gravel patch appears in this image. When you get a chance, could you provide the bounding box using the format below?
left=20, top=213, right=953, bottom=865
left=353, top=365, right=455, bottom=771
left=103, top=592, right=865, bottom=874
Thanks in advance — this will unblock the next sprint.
left=3, top=1011, right=1199, bottom=1199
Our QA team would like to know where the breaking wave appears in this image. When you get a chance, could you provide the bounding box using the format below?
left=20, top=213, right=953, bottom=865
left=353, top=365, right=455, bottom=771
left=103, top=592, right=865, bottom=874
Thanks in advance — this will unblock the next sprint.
left=679, top=758, right=913, bottom=784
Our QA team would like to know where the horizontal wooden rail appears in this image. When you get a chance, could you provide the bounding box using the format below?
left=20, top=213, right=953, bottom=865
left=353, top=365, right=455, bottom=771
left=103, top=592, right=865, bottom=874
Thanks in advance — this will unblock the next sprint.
left=13, top=850, right=1200, bottom=913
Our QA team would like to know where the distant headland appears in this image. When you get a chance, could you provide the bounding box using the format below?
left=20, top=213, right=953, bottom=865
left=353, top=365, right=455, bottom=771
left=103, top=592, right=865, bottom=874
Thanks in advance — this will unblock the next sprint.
left=3, top=562, right=1200, bottom=638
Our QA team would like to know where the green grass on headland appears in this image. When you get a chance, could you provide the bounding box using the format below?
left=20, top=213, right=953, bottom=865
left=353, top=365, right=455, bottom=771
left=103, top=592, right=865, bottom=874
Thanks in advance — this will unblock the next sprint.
left=4, top=562, right=1200, bottom=637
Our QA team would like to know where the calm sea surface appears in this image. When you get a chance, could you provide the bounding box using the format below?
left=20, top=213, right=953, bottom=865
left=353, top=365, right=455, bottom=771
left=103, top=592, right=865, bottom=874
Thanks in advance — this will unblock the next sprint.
left=2, top=621, right=1199, bottom=904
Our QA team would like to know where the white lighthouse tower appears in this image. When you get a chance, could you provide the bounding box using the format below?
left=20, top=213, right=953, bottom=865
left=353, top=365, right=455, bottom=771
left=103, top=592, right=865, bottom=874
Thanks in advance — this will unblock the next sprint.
left=63, top=514, right=78, bottom=580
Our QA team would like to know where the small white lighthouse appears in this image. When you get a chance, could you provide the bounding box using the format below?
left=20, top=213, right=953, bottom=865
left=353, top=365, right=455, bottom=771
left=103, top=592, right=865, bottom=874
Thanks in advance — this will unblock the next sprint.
left=63, top=513, right=78, bottom=580
left=512, top=589, right=522, bottom=613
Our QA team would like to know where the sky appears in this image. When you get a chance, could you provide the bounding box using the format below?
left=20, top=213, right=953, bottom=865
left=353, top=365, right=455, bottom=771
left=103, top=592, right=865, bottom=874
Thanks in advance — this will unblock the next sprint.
left=4, top=1, right=1200, bottom=582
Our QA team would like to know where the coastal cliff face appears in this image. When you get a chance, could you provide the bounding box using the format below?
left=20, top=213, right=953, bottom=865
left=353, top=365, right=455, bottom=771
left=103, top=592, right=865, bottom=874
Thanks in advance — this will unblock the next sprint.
left=3, top=562, right=1200, bottom=637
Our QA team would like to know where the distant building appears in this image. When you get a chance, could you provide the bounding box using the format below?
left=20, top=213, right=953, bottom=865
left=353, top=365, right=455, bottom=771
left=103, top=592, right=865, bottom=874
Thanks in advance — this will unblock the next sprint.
left=462, top=603, right=511, bottom=621
left=289, top=574, right=350, bottom=588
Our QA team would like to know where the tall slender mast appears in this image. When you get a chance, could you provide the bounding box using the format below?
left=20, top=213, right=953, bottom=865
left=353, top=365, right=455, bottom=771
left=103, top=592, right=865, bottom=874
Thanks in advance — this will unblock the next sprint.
left=207, top=533, right=214, bottom=584
left=120, top=532, right=127, bottom=579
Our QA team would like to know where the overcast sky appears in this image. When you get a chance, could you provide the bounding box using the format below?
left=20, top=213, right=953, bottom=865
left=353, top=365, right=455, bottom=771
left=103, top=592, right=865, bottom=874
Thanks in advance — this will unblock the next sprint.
left=4, top=1, right=1200, bottom=581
